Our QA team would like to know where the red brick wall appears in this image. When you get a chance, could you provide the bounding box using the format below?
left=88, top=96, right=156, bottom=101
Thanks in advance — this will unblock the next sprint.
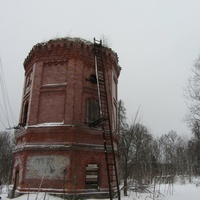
left=13, top=38, right=121, bottom=195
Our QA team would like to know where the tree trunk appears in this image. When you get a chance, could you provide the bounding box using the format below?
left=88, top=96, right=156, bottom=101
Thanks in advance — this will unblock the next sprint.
left=123, top=158, right=128, bottom=196
left=123, top=178, right=127, bottom=196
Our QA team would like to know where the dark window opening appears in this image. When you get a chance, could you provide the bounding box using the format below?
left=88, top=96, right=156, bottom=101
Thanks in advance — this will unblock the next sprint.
left=85, top=164, right=99, bottom=190
left=87, top=99, right=100, bottom=124
left=90, top=75, right=97, bottom=84
left=12, top=170, right=19, bottom=198
left=63, top=169, right=68, bottom=191
left=85, top=74, right=97, bottom=84
left=22, top=102, right=29, bottom=125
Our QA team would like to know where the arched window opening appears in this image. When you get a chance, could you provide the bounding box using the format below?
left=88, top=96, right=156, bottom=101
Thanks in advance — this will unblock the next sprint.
left=85, top=164, right=99, bottom=190
left=22, top=102, right=29, bottom=125
left=12, top=170, right=19, bottom=198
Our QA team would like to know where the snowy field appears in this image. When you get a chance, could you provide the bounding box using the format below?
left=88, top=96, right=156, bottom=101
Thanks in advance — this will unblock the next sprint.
left=0, top=178, right=200, bottom=200
left=122, top=181, right=200, bottom=200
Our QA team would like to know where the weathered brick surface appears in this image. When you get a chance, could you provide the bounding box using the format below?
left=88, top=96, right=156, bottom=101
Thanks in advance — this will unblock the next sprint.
left=12, top=38, right=121, bottom=196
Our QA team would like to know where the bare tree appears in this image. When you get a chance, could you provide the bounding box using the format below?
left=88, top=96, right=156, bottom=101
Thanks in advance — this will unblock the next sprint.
left=118, top=99, right=192, bottom=195
left=185, top=55, right=200, bottom=126
left=129, top=123, right=153, bottom=185
left=184, top=54, right=200, bottom=176
left=187, top=121, right=200, bottom=175
left=118, top=100, right=129, bottom=196
left=0, top=131, right=14, bottom=184
left=158, top=131, right=187, bottom=177
left=118, top=100, right=128, bottom=135
left=118, top=102, right=155, bottom=195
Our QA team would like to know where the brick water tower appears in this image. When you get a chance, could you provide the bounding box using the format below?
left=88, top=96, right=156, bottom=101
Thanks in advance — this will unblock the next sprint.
left=11, top=38, right=121, bottom=199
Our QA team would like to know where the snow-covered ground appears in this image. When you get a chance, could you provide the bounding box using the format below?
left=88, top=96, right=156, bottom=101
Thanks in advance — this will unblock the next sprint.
left=122, top=182, right=200, bottom=200
left=1, top=178, right=200, bottom=200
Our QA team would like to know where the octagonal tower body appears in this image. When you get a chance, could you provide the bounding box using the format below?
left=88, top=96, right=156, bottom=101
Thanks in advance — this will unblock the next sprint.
left=11, top=38, right=121, bottom=198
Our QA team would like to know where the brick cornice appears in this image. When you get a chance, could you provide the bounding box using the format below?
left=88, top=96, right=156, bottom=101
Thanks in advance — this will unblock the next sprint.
left=24, top=37, right=121, bottom=76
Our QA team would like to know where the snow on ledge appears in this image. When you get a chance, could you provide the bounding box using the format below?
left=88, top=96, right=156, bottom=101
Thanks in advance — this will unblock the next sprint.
left=42, top=83, right=66, bottom=87
left=28, top=122, right=76, bottom=128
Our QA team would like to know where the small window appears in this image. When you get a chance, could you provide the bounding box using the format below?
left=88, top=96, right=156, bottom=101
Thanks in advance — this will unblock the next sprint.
left=90, top=75, right=97, bottom=84
left=87, top=99, right=100, bottom=124
left=85, top=164, right=99, bottom=190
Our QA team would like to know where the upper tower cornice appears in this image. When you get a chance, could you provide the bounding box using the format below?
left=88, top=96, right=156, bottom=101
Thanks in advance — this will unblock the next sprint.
left=24, top=37, right=121, bottom=76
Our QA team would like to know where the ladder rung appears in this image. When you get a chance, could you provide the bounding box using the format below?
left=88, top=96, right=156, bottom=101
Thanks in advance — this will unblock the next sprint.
left=101, top=105, right=107, bottom=108
left=97, top=72, right=104, bottom=75
left=94, top=38, right=101, bottom=42
left=94, top=38, right=101, bottom=43
left=108, top=163, right=114, bottom=166
left=97, top=70, right=104, bottom=73
left=98, top=79, right=104, bottom=83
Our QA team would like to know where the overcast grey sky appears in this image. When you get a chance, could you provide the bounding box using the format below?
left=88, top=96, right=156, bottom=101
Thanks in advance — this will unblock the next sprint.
left=1, top=0, right=200, bottom=137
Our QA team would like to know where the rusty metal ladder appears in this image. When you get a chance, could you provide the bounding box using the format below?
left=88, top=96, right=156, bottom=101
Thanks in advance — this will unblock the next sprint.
left=92, top=38, right=120, bottom=200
